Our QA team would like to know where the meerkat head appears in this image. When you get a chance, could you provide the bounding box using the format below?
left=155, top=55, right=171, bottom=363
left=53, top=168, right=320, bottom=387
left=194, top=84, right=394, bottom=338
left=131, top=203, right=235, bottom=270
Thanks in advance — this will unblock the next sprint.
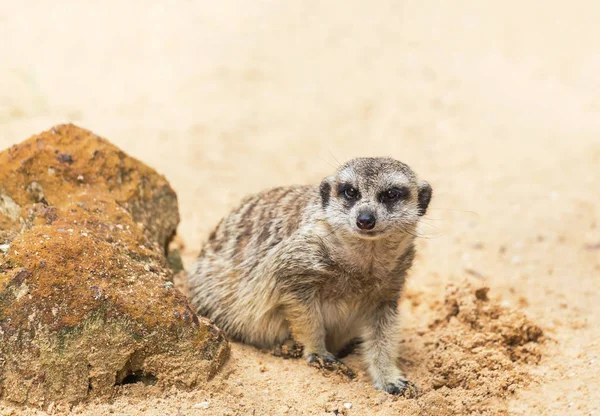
left=319, top=157, right=432, bottom=240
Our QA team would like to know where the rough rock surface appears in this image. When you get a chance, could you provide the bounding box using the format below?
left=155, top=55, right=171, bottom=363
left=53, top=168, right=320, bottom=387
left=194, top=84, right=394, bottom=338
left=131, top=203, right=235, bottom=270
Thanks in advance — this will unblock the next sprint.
left=0, top=125, right=229, bottom=408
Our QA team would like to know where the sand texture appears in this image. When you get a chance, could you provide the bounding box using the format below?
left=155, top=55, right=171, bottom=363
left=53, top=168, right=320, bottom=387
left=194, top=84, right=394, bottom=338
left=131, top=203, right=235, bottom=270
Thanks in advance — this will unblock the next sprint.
left=1, top=1, right=599, bottom=414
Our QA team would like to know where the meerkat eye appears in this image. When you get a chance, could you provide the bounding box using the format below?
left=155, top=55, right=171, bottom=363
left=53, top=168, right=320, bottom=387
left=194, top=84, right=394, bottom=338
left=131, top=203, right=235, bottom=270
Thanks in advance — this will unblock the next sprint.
left=380, top=187, right=409, bottom=203
left=343, top=187, right=359, bottom=200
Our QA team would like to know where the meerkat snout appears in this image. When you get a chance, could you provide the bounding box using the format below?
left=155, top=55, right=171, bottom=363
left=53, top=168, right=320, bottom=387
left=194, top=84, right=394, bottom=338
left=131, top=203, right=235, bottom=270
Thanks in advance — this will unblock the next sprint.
left=356, top=212, right=376, bottom=230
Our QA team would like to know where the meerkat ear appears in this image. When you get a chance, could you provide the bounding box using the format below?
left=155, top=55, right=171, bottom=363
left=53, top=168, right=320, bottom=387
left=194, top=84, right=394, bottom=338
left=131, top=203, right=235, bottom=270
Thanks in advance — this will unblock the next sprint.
left=319, top=178, right=332, bottom=209
left=417, top=180, right=432, bottom=216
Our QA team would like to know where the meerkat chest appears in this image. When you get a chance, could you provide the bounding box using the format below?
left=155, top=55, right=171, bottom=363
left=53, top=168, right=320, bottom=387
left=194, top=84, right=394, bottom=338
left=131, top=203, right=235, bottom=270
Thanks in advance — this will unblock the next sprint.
left=319, top=266, right=397, bottom=304
left=318, top=240, right=413, bottom=302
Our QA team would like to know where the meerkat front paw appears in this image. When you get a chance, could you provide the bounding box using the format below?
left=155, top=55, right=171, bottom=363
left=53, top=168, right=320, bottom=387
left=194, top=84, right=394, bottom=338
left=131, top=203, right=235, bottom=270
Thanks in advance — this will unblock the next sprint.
left=307, top=352, right=356, bottom=379
left=377, top=377, right=419, bottom=397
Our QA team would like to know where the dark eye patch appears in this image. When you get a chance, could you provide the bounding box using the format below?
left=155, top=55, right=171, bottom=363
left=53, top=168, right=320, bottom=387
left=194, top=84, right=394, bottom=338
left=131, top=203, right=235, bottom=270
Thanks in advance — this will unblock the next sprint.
left=378, top=186, right=410, bottom=204
left=337, top=183, right=360, bottom=201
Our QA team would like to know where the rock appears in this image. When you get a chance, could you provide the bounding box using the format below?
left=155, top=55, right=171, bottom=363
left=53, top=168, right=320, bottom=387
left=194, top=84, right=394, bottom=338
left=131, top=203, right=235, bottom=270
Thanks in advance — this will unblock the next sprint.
left=0, top=124, right=229, bottom=408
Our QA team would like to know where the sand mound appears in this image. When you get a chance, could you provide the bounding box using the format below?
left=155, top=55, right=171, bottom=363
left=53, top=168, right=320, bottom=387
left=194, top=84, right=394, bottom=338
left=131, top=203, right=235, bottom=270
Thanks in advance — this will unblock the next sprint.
left=400, top=281, right=544, bottom=415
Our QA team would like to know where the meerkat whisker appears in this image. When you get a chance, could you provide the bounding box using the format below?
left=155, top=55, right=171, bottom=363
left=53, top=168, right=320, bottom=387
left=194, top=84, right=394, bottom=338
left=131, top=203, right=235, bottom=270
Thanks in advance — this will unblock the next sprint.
left=326, top=148, right=343, bottom=168
left=317, top=155, right=339, bottom=171
left=427, top=207, right=481, bottom=217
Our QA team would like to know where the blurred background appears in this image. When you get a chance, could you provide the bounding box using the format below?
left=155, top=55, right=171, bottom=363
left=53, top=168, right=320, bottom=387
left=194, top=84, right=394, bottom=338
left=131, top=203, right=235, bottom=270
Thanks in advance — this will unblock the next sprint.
left=1, top=1, right=599, bottom=412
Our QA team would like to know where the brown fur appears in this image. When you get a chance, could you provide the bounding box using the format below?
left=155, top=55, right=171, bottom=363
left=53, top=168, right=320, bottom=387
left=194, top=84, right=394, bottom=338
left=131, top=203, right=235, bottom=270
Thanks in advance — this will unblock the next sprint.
left=188, top=157, right=432, bottom=395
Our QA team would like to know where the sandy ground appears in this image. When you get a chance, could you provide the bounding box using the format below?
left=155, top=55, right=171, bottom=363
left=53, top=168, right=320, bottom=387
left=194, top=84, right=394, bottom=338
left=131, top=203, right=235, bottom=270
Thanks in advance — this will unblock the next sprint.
left=1, top=1, right=599, bottom=414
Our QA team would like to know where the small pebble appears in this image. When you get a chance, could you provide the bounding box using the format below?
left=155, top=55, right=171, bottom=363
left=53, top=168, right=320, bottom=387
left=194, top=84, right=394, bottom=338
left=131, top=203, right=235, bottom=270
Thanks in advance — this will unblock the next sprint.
left=42, top=235, right=51, bottom=240
left=81, top=232, right=88, bottom=237
left=465, top=267, right=485, bottom=279
left=193, top=401, right=210, bottom=409
left=584, top=242, right=600, bottom=250
left=163, top=282, right=174, bottom=288
left=0, top=244, right=9, bottom=253
left=77, top=175, right=84, bottom=182
left=344, top=403, right=352, bottom=409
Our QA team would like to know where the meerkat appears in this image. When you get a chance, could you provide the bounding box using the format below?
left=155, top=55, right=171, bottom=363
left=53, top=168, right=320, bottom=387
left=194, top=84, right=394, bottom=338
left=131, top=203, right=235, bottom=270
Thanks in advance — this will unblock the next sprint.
left=188, top=157, right=432, bottom=395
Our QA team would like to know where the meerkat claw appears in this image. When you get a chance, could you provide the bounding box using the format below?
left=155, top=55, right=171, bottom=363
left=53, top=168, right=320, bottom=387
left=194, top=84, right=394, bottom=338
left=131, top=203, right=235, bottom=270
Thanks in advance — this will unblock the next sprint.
left=271, top=339, right=304, bottom=359
left=307, top=353, right=356, bottom=379
left=382, top=377, right=419, bottom=398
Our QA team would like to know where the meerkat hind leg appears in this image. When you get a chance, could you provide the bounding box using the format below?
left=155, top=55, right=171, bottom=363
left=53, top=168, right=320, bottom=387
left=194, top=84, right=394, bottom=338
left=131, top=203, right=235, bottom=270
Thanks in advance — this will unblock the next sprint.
left=335, top=337, right=363, bottom=359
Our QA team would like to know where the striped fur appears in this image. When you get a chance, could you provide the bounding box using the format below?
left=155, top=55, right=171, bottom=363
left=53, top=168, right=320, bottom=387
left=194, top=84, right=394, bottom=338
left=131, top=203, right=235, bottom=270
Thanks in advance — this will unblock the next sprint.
left=187, top=157, right=431, bottom=395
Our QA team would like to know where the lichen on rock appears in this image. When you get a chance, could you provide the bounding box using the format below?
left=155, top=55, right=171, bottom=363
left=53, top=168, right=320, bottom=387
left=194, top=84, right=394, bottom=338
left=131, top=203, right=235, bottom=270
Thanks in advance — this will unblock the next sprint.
left=0, top=124, right=229, bottom=408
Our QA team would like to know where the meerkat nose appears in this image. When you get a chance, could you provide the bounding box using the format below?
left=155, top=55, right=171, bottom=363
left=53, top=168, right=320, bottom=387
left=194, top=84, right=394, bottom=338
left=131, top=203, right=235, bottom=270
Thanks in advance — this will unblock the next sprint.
left=356, top=213, right=376, bottom=230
